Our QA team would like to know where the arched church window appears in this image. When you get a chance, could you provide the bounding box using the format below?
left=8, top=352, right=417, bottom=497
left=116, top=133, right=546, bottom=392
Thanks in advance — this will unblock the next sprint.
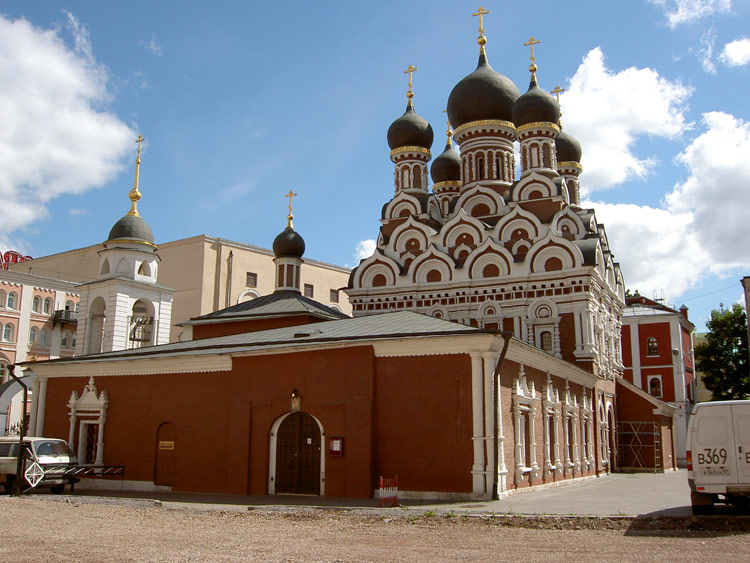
left=476, top=155, right=485, bottom=180
left=401, top=168, right=410, bottom=189
left=495, top=156, right=502, bottom=180
left=540, top=331, right=553, bottom=353
left=138, top=262, right=152, bottom=276
left=542, top=143, right=552, bottom=168
left=413, top=166, right=422, bottom=189
left=646, top=337, right=658, bottom=356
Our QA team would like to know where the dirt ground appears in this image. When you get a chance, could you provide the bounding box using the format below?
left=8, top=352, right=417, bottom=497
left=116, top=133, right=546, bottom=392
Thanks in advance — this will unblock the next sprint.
left=1, top=496, right=748, bottom=562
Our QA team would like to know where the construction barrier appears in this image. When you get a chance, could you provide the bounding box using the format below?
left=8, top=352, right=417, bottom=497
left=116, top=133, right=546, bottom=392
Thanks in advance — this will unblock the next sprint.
left=377, top=475, right=398, bottom=507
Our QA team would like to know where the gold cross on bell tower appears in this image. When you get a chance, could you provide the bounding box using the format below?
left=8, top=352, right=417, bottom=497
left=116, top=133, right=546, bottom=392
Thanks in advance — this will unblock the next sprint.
left=128, top=134, right=145, bottom=217
left=524, top=36, right=540, bottom=76
left=403, top=64, right=417, bottom=104
left=473, top=6, right=490, bottom=47
left=285, top=189, right=298, bottom=228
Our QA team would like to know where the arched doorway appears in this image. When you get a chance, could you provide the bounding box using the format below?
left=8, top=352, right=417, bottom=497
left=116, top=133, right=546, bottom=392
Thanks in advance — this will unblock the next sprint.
left=154, top=422, right=177, bottom=486
left=271, top=412, right=322, bottom=495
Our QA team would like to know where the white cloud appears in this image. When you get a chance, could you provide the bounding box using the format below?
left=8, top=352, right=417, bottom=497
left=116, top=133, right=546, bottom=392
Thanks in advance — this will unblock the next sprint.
left=354, top=239, right=376, bottom=263
left=0, top=14, right=134, bottom=244
left=587, top=111, right=750, bottom=299
left=720, top=37, right=750, bottom=66
left=561, top=48, right=692, bottom=192
left=68, top=208, right=89, bottom=216
left=138, top=33, right=163, bottom=57
left=649, top=0, right=732, bottom=27
left=698, top=27, right=718, bottom=74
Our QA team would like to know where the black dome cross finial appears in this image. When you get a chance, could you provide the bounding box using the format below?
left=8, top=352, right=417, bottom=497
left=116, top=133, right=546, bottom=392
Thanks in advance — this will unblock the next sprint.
left=524, top=36, right=541, bottom=78
left=473, top=6, right=490, bottom=48
left=403, top=64, right=418, bottom=107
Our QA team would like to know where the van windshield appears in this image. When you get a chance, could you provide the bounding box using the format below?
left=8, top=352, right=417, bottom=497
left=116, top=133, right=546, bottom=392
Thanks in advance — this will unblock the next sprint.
left=33, top=440, right=74, bottom=457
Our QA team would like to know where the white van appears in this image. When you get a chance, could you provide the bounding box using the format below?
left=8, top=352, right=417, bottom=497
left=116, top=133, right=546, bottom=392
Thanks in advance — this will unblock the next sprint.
left=687, top=400, right=750, bottom=514
left=0, top=436, right=78, bottom=494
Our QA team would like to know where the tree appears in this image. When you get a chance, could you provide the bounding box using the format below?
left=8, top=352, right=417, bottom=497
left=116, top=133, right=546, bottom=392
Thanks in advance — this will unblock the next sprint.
left=695, top=303, right=749, bottom=400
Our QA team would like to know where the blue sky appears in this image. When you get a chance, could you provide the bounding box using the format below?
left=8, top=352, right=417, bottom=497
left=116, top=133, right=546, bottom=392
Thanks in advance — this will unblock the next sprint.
left=1, top=0, right=749, bottom=331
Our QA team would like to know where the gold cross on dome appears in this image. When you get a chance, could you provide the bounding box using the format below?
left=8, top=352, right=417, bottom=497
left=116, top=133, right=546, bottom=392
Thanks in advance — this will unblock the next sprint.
left=403, top=64, right=417, bottom=100
left=551, top=85, right=565, bottom=103
left=285, top=189, right=298, bottom=228
left=473, top=6, right=490, bottom=37
left=524, top=36, right=540, bottom=65
left=135, top=133, right=144, bottom=158
left=442, top=108, right=452, bottom=139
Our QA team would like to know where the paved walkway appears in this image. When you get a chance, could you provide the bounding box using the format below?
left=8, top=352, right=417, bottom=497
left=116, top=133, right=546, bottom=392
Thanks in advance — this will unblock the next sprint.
left=65, top=469, right=697, bottom=517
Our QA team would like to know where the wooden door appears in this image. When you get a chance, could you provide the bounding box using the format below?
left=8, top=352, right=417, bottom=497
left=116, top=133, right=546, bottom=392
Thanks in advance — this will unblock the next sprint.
left=155, top=422, right=177, bottom=486
left=275, top=413, right=321, bottom=494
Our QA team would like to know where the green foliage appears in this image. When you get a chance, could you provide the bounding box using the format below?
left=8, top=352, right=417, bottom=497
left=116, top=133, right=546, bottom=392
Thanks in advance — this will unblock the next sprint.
left=695, top=303, right=749, bottom=400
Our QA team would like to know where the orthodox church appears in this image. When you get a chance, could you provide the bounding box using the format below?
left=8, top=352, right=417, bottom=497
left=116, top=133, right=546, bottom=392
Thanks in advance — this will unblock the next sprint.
left=20, top=8, right=676, bottom=500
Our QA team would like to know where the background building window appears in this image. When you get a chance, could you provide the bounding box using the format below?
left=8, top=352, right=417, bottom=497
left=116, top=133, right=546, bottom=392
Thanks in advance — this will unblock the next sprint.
left=7, top=292, right=17, bottom=309
left=3, top=324, right=14, bottom=342
left=304, top=284, right=314, bottom=298
left=40, top=329, right=49, bottom=347
left=646, top=337, right=658, bottom=356
left=648, top=376, right=662, bottom=398
left=43, top=297, right=52, bottom=314
left=29, top=327, right=38, bottom=344
left=246, top=272, right=257, bottom=287
left=62, top=331, right=69, bottom=348
left=330, top=289, right=339, bottom=303
left=32, top=296, right=41, bottom=313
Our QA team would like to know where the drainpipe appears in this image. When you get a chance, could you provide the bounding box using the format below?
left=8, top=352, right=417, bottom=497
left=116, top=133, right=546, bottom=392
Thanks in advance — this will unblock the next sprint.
left=8, top=365, right=28, bottom=496
left=492, top=331, right=513, bottom=500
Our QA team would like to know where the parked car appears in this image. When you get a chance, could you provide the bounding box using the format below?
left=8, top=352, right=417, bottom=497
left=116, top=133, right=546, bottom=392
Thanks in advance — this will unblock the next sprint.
left=0, top=436, right=78, bottom=494
left=687, top=400, right=750, bottom=514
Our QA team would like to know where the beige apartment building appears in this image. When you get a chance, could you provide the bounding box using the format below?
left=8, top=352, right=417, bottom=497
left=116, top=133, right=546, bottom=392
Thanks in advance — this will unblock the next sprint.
left=11, top=235, right=351, bottom=343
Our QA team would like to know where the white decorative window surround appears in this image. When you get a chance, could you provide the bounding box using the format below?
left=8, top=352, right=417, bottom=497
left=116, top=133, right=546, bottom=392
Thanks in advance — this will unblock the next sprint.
left=598, top=395, right=610, bottom=470
left=68, top=377, right=108, bottom=466
left=512, top=365, right=539, bottom=484
left=580, top=391, right=595, bottom=470
left=562, top=380, right=581, bottom=476
left=542, top=373, right=562, bottom=479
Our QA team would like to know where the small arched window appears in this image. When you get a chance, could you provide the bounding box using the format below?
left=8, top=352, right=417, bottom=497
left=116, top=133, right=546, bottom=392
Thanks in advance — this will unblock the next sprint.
left=3, top=324, right=14, bottom=342
left=648, top=376, right=662, bottom=398
left=476, top=155, right=485, bottom=180
left=32, top=296, right=41, bottom=313
left=138, top=262, right=152, bottom=276
left=0, top=291, right=5, bottom=308
left=7, top=292, right=17, bottom=309
left=61, top=331, right=69, bottom=348
left=75, top=302, right=80, bottom=313
left=43, top=297, right=52, bottom=314
left=29, top=326, right=38, bottom=344
left=40, top=329, right=49, bottom=347
left=65, top=300, right=74, bottom=311
left=100, top=260, right=110, bottom=275
left=646, top=337, right=658, bottom=356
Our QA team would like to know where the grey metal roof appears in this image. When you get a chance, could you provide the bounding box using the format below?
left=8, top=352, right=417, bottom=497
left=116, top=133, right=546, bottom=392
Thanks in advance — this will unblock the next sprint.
left=28, top=310, right=487, bottom=365
left=183, top=290, right=348, bottom=325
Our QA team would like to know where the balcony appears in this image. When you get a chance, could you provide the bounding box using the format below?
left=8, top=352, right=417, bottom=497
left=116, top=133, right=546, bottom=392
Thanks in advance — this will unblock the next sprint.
left=53, top=310, right=78, bottom=325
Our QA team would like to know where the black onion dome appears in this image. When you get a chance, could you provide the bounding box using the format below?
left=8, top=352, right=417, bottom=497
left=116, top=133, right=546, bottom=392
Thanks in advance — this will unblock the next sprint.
left=273, top=226, right=305, bottom=258
left=556, top=127, right=582, bottom=163
left=107, top=214, right=154, bottom=244
left=430, top=140, right=461, bottom=183
left=512, top=76, right=560, bottom=127
left=387, top=103, right=434, bottom=150
left=447, top=50, right=521, bottom=128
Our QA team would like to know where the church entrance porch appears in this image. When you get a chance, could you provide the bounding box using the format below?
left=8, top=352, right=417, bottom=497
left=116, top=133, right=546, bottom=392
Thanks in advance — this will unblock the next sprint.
left=271, top=412, right=323, bottom=495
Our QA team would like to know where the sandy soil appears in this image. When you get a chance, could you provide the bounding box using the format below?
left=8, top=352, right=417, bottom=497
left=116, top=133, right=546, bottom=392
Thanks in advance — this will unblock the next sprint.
left=0, top=496, right=747, bottom=562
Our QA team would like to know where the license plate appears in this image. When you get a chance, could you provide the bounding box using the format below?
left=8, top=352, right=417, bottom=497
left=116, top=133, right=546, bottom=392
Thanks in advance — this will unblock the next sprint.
left=702, top=466, right=731, bottom=477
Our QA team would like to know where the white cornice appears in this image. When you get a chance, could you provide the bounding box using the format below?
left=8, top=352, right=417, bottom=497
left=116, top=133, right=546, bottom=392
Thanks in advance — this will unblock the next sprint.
left=29, top=355, right=232, bottom=378
left=373, top=334, right=501, bottom=357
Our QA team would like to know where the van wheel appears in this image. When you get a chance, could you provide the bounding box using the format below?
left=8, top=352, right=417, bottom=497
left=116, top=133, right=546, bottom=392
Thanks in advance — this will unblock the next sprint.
left=691, top=491, right=715, bottom=515
left=50, top=484, right=65, bottom=494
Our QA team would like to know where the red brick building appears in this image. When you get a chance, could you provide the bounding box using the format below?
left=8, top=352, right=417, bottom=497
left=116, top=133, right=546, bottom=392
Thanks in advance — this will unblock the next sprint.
left=621, top=296, right=694, bottom=466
